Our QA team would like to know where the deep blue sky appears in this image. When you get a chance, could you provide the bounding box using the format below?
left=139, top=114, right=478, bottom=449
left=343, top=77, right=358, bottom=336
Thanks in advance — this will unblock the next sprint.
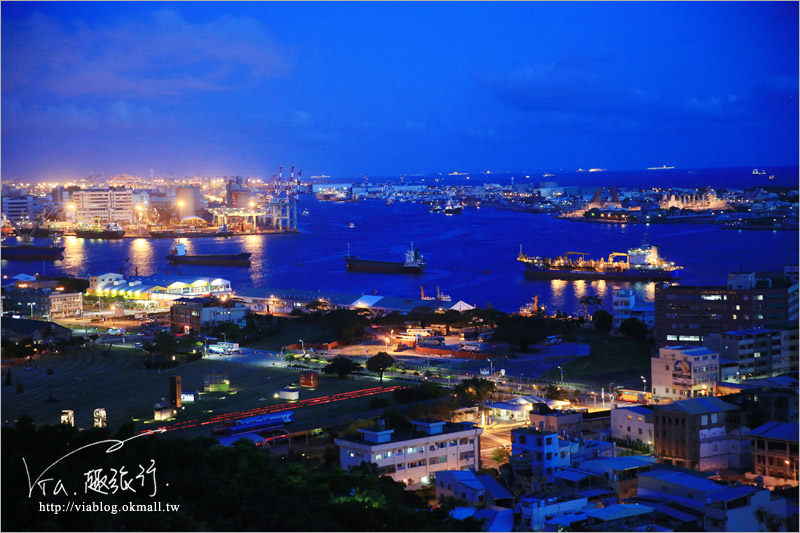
left=2, top=1, right=797, bottom=181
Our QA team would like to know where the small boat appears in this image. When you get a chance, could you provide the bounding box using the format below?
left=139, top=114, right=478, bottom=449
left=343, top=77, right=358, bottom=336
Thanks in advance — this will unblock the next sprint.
left=443, top=201, right=463, bottom=215
left=349, top=222, right=355, bottom=228
left=166, top=241, right=251, bottom=266
left=301, top=209, right=310, bottom=216
left=215, top=224, right=234, bottom=237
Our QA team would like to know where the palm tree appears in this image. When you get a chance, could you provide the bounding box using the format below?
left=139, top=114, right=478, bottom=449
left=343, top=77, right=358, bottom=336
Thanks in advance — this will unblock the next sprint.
left=579, top=295, right=603, bottom=318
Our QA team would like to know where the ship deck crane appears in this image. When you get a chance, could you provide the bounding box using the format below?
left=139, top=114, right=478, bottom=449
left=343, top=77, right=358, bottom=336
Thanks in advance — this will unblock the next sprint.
left=608, top=252, right=629, bottom=264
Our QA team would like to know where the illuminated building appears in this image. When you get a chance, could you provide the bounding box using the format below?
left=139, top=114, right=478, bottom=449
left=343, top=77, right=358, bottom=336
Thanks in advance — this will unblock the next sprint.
left=334, top=418, right=482, bottom=491
left=651, top=346, right=720, bottom=401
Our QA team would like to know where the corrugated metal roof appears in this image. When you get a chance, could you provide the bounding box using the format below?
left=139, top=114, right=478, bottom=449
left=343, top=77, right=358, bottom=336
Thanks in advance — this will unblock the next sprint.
left=657, top=396, right=739, bottom=415
left=749, top=421, right=799, bottom=442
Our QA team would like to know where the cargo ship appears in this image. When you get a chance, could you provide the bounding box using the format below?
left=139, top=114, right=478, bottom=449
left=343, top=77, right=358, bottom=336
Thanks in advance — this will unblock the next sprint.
left=345, top=243, right=427, bottom=274
left=518, top=244, right=682, bottom=281
left=74, top=222, right=125, bottom=239
left=150, top=229, right=181, bottom=239
left=1, top=242, right=65, bottom=260
left=166, top=241, right=251, bottom=266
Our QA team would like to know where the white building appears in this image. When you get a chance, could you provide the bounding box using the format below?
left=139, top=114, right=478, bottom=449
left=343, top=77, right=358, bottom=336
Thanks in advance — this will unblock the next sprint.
left=334, top=418, right=482, bottom=491
left=520, top=494, right=589, bottom=531
left=612, top=288, right=655, bottom=329
left=66, top=188, right=133, bottom=225
left=610, top=406, right=654, bottom=450
left=651, top=345, right=720, bottom=401
left=89, top=273, right=232, bottom=304
left=1, top=195, right=35, bottom=223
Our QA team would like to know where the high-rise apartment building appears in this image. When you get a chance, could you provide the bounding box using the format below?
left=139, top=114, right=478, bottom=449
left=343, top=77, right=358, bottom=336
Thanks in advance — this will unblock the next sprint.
left=654, top=271, right=799, bottom=348
left=65, top=187, right=133, bottom=225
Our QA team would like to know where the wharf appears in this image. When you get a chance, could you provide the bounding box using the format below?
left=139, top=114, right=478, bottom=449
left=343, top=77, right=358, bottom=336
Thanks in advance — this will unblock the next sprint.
left=64, top=229, right=300, bottom=238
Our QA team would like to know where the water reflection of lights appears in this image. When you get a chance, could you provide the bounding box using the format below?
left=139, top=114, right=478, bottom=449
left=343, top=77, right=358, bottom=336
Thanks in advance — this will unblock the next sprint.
left=593, top=280, right=608, bottom=298
left=550, top=280, right=567, bottom=310
left=59, top=236, right=86, bottom=275
left=573, top=280, right=587, bottom=299
left=129, top=238, right=155, bottom=277
left=242, top=235, right=266, bottom=282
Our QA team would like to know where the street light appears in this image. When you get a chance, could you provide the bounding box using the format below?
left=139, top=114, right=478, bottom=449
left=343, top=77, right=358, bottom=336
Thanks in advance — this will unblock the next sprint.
left=557, top=365, right=563, bottom=383
left=28, top=302, right=35, bottom=318
left=299, top=339, right=304, bottom=352
left=786, top=460, right=797, bottom=480
left=136, top=204, right=144, bottom=235
left=641, top=375, right=647, bottom=393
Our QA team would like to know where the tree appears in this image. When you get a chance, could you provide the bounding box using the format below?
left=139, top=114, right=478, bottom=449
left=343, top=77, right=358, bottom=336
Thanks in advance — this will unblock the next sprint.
left=408, top=306, right=436, bottom=328
left=366, top=351, right=395, bottom=383
left=592, top=309, right=613, bottom=334
left=619, top=317, right=648, bottom=340
left=454, top=377, right=496, bottom=403
left=579, top=295, right=603, bottom=318
left=322, top=355, right=362, bottom=378
left=491, top=447, right=509, bottom=465
left=438, top=309, right=463, bottom=335
left=493, top=315, right=544, bottom=350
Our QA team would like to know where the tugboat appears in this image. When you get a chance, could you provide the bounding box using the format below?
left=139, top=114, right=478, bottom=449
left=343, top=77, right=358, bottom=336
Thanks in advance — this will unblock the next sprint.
left=75, top=222, right=125, bottom=239
left=166, top=240, right=251, bottom=266
left=345, top=243, right=427, bottom=274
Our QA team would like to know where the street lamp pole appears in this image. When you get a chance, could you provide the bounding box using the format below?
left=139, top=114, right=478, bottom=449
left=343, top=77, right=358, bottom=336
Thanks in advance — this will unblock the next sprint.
left=299, top=339, right=304, bottom=352
left=641, top=375, right=647, bottom=393
left=28, top=302, right=35, bottom=318
left=786, top=460, right=797, bottom=481
left=557, top=365, right=563, bottom=383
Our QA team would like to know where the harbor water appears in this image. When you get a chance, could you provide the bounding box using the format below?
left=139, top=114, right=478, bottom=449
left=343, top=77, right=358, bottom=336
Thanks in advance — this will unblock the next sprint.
left=2, top=194, right=797, bottom=315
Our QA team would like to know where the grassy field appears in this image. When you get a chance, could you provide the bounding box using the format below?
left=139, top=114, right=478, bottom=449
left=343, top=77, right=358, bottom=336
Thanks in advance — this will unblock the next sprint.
left=245, top=321, right=337, bottom=351
left=1, top=346, right=398, bottom=439
left=542, top=331, right=652, bottom=385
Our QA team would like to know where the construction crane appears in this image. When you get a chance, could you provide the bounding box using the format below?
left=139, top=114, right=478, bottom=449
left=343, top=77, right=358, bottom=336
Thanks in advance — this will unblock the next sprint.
left=608, top=252, right=629, bottom=264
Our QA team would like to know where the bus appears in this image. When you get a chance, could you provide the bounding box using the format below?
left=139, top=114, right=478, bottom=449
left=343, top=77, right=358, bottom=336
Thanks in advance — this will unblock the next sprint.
left=218, top=342, right=240, bottom=353
left=395, top=332, right=419, bottom=342
left=417, top=336, right=446, bottom=347
left=406, top=328, right=434, bottom=337
left=616, top=389, right=652, bottom=404
left=477, top=332, right=494, bottom=342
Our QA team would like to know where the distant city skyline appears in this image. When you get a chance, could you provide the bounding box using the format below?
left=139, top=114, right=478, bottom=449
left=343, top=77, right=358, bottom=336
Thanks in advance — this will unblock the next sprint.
left=2, top=1, right=798, bottom=182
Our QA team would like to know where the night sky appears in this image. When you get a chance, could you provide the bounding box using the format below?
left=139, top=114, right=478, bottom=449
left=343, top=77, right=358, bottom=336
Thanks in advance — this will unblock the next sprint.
left=2, top=1, right=797, bottom=181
